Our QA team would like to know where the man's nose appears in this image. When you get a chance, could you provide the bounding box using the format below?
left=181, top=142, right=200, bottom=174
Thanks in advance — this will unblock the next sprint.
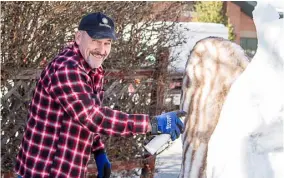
left=96, top=43, right=105, bottom=54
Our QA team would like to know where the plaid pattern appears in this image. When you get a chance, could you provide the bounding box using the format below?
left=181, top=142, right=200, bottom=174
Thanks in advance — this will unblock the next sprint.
left=15, top=43, right=149, bottom=178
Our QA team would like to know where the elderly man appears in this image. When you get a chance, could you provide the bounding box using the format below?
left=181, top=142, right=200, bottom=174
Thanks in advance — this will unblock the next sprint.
left=15, top=12, right=185, bottom=178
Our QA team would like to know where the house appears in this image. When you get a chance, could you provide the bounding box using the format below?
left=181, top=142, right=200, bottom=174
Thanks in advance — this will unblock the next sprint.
left=160, top=1, right=284, bottom=107
left=226, top=1, right=258, bottom=58
left=156, top=1, right=283, bottom=58
left=225, top=1, right=283, bottom=58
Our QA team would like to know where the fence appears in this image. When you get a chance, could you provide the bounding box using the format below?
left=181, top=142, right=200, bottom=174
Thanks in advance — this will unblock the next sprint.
left=1, top=63, right=182, bottom=177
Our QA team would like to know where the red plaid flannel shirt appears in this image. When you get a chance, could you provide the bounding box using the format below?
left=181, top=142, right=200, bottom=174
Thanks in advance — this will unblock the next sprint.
left=15, top=43, right=149, bottom=178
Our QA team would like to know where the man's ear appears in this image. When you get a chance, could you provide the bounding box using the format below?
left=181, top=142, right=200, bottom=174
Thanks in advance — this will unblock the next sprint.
left=75, top=31, right=81, bottom=45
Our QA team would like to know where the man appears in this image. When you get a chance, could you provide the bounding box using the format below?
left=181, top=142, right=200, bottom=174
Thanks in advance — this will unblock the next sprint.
left=15, top=12, right=185, bottom=178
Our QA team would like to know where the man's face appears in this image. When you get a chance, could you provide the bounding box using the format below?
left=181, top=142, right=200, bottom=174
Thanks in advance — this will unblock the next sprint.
left=75, top=31, right=112, bottom=69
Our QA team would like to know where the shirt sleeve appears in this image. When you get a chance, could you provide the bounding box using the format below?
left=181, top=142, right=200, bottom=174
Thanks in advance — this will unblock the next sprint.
left=47, top=64, right=149, bottom=137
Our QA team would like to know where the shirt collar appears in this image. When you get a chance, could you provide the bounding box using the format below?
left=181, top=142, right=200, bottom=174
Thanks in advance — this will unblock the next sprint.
left=72, top=42, right=105, bottom=75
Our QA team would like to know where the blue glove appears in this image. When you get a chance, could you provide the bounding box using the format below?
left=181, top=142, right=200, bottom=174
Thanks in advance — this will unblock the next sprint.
left=94, top=149, right=111, bottom=178
left=151, top=111, right=186, bottom=141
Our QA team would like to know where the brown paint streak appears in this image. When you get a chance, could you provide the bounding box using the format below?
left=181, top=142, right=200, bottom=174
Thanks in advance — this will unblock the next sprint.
left=182, top=86, right=198, bottom=176
left=181, top=141, right=189, bottom=178
left=189, top=72, right=204, bottom=174
left=197, top=40, right=220, bottom=177
left=182, top=63, right=203, bottom=176
left=198, top=145, right=208, bottom=178
left=181, top=37, right=249, bottom=177
left=206, top=39, right=222, bottom=137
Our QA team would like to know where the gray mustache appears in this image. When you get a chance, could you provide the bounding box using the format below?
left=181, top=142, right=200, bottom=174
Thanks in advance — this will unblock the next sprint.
left=90, top=51, right=106, bottom=58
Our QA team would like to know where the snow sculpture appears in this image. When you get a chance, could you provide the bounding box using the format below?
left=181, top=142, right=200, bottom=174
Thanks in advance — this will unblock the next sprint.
left=207, top=1, right=284, bottom=178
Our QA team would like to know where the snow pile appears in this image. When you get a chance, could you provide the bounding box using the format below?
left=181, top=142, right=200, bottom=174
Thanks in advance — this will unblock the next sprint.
left=168, top=22, right=228, bottom=73
left=207, top=1, right=284, bottom=178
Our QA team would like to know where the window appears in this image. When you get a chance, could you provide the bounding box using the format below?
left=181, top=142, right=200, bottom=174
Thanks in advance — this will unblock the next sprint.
left=240, top=38, right=258, bottom=58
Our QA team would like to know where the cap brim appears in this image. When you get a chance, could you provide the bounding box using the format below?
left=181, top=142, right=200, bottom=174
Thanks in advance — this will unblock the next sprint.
left=86, top=30, right=117, bottom=40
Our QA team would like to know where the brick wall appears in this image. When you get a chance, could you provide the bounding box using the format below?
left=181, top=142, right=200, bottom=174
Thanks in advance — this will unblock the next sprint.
left=240, top=12, right=257, bottom=38
left=226, top=2, right=257, bottom=44
left=226, top=2, right=242, bottom=44
left=150, top=2, right=257, bottom=44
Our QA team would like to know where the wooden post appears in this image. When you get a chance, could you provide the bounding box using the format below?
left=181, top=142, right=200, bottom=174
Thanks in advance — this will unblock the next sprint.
left=149, top=47, right=169, bottom=116
left=2, top=172, right=15, bottom=178
left=145, top=47, right=169, bottom=177
left=140, top=154, right=157, bottom=178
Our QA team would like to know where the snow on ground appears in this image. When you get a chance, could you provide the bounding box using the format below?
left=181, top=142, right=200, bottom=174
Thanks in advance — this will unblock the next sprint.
left=154, top=136, right=183, bottom=178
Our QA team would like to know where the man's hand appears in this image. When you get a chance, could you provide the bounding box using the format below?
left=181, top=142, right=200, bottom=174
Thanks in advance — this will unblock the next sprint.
left=94, top=149, right=111, bottom=178
left=150, top=111, right=186, bottom=141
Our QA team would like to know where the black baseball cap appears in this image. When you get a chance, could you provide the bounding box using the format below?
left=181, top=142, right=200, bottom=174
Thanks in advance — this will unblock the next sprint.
left=78, top=12, right=117, bottom=40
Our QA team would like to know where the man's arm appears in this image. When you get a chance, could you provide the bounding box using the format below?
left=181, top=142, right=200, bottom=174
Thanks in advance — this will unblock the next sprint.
left=47, top=64, right=149, bottom=136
